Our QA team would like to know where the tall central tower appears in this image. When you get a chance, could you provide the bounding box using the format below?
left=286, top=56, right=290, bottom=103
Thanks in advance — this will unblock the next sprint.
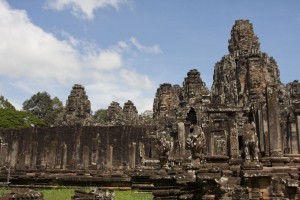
left=211, top=20, right=282, bottom=107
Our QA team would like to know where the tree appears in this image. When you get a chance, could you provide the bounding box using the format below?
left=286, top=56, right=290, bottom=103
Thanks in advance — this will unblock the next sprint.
left=0, top=108, right=44, bottom=128
left=139, top=110, right=154, bottom=125
left=93, top=109, right=107, bottom=124
left=52, top=96, right=64, bottom=115
left=0, top=95, right=15, bottom=110
left=22, top=92, right=64, bottom=126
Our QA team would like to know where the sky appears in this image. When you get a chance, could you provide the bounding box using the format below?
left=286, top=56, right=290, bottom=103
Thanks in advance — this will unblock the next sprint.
left=0, top=0, right=300, bottom=113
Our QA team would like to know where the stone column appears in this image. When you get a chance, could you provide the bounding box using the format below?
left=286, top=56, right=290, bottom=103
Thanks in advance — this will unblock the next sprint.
left=129, top=142, right=136, bottom=169
left=91, top=138, right=99, bottom=167
left=262, top=104, right=270, bottom=156
left=229, top=126, right=239, bottom=159
left=10, top=140, right=18, bottom=168
left=31, top=141, right=37, bottom=169
left=106, top=145, right=113, bottom=170
left=62, top=144, right=67, bottom=170
left=288, top=114, right=298, bottom=154
left=177, top=122, right=186, bottom=155
left=257, top=108, right=265, bottom=152
left=83, top=146, right=90, bottom=169
left=267, top=88, right=282, bottom=157
left=24, top=148, right=31, bottom=168
left=49, top=141, right=57, bottom=169
left=0, top=142, right=8, bottom=167
left=296, top=113, right=300, bottom=153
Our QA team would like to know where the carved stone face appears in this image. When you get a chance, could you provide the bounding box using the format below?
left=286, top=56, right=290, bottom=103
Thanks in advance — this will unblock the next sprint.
left=292, top=83, right=300, bottom=98
left=67, top=99, right=76, bottom=111
left=159, top=94, right=170, bottom=112
left=188, top=85, right=196, bottom=98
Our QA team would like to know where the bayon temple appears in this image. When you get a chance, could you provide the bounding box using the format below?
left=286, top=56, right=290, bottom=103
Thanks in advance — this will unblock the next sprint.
left=1, top=20, right=300, bottom=199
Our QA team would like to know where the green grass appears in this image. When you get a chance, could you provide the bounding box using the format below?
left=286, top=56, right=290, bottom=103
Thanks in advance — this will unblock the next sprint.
left=40, top=188, right=75, bottom=200
left=0, top=188, right=153, bottom=200
left=0, top=187, right=11, bottom=197
left=115, top=190, right=153, bottom=200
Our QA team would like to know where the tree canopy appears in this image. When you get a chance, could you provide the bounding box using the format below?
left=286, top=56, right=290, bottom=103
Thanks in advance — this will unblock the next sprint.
left=139, top=110, right=154, bottom=125
left=0, top=95, right=15, bottom=110
left=93, top=109, right=107, bottom=124
left=0, top=108, right=44, bottom=128
left=22, top=92, right=64, bottom=126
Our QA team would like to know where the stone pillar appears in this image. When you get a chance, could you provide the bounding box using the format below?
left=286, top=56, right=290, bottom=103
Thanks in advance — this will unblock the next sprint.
left=62, top=144, right=67, bottom=170
left=24, top=148, right=31, bottom=168
left=230, top=126, right=239, bottom=159
left=288, top=114, right=298, bottom=154
left=106, top=145, right=113, bottom=170
left=178, top=122, right=186, bottom=155
left=257, top=108, right=265, bottom=152
left=83, top=146, right=90, bottom=169
left=262, top=104, right=270, bottom=156
left=91, top=138, right=98, bottom=167
left=129, top=142, right=136, bottom=169
left=296, top=114, right=300, bottom=154
left=10, top=140, right=18, bottom=168
left=267, top=88, right=282, bottom=156
left=31, top=141, right=37, bottom=168
left=0, top=142, right=8, bottom=167
left=49, top=141, right=57, bottom=169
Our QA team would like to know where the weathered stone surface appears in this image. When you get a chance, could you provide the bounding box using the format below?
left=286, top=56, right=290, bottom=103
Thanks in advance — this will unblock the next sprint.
left=55, top=84, right=95, bottom=126
left=2, top=19, right=300, bottom=200
left=211, top=20, right=282, bottom=106
left=122, top=100, right=139, bottom=125
left=0, top=189, right=43, bottom=200
left=72, top=188, right=114, bottom=200
left=105, top=100, right=139, bottom=125
left=105, top=101, right=124, bottom=125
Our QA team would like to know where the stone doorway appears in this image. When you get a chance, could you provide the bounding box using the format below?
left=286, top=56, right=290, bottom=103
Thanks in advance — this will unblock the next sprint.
left=186, top=107, right=197, bottom=125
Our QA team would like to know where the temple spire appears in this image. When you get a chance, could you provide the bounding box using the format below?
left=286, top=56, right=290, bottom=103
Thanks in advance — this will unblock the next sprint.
left=228, top=19, right=260, bottom=55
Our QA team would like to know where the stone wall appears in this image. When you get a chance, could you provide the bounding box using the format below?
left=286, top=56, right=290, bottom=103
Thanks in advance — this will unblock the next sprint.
left=0, top=125, right=155, bottom=170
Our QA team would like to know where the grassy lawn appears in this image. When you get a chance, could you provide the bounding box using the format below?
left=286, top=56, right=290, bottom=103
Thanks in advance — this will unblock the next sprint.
left=115, top=190, right=153, bottom=200
left=0, top=187, right=11, bottom=196
left=0, top=188, right=153, bottom=200
left=41, top=188, right=75, bottom=200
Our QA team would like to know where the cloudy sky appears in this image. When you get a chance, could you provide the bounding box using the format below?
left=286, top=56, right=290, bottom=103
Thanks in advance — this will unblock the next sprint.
left=1, top=0, right=300, bottom=113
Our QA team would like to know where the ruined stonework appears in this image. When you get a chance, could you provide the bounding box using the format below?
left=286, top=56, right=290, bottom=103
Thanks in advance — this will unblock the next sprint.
left=153, top=83, right=180, bottom=128
left=153, top=69, right=210, bottom=129
left=212, top=20, right=282, bottom=106
left=55, top=84, right=95, bottom=126
left=122, top=100, right=139, bottom=125
left=105, top=101, right=123, bottom=125
left=182, top=69, right=210, bottom=105
left=150, top=19, right=300, bottom=199
left=2, top=19, right=300, bottom=200
left=105, top=100, right=139, bottom=125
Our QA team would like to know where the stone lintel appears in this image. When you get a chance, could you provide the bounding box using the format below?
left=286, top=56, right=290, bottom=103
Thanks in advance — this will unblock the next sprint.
left=204, top=155, right=229, bottom=163
left=270, top=157, right=290, bottom=166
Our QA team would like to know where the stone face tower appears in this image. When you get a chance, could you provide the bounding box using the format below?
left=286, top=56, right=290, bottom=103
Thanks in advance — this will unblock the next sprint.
left=105, top=100, right=139, bottom=125
left=123, top=100, right=139, bottom=124
left=106, top=101, right=123, bottom=125
left=182, top=69, right=210, bottom=105
left=211, top=20, right=282, bottom=106
left=55, top=84, right=95, bottom=126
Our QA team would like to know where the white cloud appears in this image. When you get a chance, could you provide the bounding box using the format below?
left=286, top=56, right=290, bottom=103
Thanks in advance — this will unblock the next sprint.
left=45, top=0, right=127, bottom=20
left=120, top=69, right=152, bottom=89
left=113, top=37, right=162, bottom=55
left=0, top=1, right=81, bottom=84
left=129, top=37, right=162, bottom=54
left=0, top=0, right=158, bottom=112
left=85, top=50, right=122, bottom=70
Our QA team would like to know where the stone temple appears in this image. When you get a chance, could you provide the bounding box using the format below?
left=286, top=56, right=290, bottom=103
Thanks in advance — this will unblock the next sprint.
left=1, top=19, right=300, bottom=199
